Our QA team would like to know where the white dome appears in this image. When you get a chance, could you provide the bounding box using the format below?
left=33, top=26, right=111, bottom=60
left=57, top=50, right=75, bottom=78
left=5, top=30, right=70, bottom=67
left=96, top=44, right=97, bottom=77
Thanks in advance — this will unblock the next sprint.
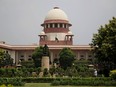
left=45, top=7, right=69, bottom=21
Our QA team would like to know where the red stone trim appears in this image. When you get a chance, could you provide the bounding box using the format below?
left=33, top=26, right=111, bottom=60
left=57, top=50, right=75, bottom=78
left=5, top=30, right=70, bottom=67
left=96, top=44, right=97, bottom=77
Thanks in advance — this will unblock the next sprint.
left=39, top=40, right=73, bottom=45
left=44, top=28, right=69, bottom=33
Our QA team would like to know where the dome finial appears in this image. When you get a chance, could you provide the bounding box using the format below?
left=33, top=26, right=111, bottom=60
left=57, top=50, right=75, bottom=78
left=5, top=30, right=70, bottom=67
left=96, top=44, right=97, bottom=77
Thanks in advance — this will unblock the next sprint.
left=54, top=7, right=59, bottom=9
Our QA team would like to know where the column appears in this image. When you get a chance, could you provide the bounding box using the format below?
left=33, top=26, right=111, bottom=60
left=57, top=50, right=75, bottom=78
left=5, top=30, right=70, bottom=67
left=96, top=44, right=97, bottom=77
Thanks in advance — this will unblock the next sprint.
left=62, top=24, right=64, bottom=28
left=50, top=52, right=53, bottom=64
left=15, top=51, right=19, bottom=65
left=85, top=52, right=88, bottom=60
left=77, top=52, right=80, bottom=60
left=24, top=51, right=27, bottom=61
left=53, top=24, right=55, bottom=28
left=58, top=24, right=60, bottom=28
left=44, top=25, right=46, bottom=28
left=48, top=24, right=50, bottom=28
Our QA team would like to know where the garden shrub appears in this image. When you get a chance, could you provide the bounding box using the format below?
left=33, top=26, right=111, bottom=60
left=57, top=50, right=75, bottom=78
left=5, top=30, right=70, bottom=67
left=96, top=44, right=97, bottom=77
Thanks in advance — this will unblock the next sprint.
left=110, top=70, right=116, bottom=80
left=51, top=77, right=116, bottom=86
left=0, top=78, right=24, bottom=86
left=0, top=68, right=42, bottom=77
left=22, top=77, right=56, bottom=83
left=0, top=84, right=13, bottom=87
left=51, top=80, right=60, bottom=86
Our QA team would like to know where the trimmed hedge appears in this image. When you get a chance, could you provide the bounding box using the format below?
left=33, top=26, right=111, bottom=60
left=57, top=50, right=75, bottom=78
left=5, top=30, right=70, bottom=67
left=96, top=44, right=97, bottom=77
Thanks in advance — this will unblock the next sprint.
left=0, top=77, right=116, bottom=86
left=51, top=77, right=116, bottom=86
left=0, top=77, right=25, bottom=86
left=22, top=77, right=113, bottom=83
left=22, top=77, right=116, bottom=86
left=22, top=77, right=55, bottom=83
left=51, top=79, right=116, bottom=86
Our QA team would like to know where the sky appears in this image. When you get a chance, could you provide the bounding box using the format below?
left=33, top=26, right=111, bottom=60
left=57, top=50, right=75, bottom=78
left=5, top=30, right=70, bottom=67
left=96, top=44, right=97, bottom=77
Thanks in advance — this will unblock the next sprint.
left=0, top=0, right=116, bottom=45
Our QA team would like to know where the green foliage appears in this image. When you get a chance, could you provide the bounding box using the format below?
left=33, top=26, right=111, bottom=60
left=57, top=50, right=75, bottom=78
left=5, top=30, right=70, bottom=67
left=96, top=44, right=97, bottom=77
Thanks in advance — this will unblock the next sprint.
left=110, top=70, right=116, bottom=80
left=55, top=67, right=64, bottom=77
left=32, top=45, right=50, bottom=68
left=22, top=77, right=56, bottom=83
left=73, top=60, right=94, bottom=77
left=59, top=48, right=75, bottom=70
left=51, top=77, right=116, bottom=86
left=49, top=67, right=56, bottom=76
left=43, top=68, right=49, bottom=77
left=0, top=78, right=25, bottom=86
left=0, top=51, right=13, bottom=67
left=21, top=60, right=34, bottom=68
left=0, top=68, right=41, bottom=77
left=32, top=46, right=44, bottom=67
left=65, top=67, right=78, bottom=77
left=91, top=17, right=116, bottom=76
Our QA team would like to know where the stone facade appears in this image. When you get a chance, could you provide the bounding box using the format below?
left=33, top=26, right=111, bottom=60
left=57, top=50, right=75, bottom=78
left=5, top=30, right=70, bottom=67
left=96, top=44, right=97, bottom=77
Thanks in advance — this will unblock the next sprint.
left=0, top=7, right=94, bottom=65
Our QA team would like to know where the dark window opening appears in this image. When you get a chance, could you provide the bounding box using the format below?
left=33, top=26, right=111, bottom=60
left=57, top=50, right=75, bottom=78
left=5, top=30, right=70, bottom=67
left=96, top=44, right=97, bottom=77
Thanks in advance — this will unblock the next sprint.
left=64, top=24, right=66, bottom=28
left=28, top=55, right=32, bottom=57
left=54, top=23, right=58, bottom=28
left=46, top=24, right=48, bottom=28
left=60, top=23, right=62, bottom=28
left=20, top=59, right=24, bottom=61
left=80, top=55, right=84, bottom=57
left=21, top=55, right=24, bottom=57
left=50, top=24, right=52, bottom=28
left=88, top=55, right=92, bottom=57
left=6, top=51, right=8, bottom=53
left=28, top=58, right=32, bottom=61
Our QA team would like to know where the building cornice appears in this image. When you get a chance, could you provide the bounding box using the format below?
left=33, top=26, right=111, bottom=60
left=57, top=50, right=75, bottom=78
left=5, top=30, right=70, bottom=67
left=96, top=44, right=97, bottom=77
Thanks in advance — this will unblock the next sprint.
left=0, top=43, right=92, bottom=51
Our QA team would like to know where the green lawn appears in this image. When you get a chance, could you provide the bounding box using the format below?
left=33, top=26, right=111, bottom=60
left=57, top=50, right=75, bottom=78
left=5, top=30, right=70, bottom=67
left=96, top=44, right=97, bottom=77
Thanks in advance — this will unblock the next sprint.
left=15, top=83, right=116, bottom=87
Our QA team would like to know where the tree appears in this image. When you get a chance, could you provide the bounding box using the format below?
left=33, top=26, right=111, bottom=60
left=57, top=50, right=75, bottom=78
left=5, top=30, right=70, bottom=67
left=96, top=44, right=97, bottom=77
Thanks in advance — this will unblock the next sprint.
left=0, top=50, right=13, bottom=67
left=59, top=48, right=75, bottom=70
left=32, top=45, right=50, bottom=68
left=90, top=17, right=116, bottom=77
left=32, top=46, right=44, bottom=67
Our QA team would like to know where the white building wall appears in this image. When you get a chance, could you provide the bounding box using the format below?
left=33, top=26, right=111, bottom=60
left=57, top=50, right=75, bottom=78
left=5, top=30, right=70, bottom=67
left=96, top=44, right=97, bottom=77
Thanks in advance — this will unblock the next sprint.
left=46, top=33, right=67, bottom=40
left=9, top=50, right=16, bottom=63
left=3, top=50, right=16, bottom=63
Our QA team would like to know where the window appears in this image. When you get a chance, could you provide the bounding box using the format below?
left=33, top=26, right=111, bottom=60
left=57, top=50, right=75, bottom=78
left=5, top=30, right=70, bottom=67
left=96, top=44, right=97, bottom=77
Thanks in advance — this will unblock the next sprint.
left=64, top=24, right=66, bottom=28
left=28, top=58, right=32, bottom=61
left=28, top=55, right=32, bottom=57
left=54, top=23, right=58, bottom=28
left=20, top=59, right=24, bottom=61
left=88, top=55, right=92, bottom=58
left=46, top=24, right=48, bottom=28
left=80, top=55, right=84, bottom=57
left=60, top=23, right=62, bottom=28
left=50, top=24, right=52, bottom=28
left=21, top=55, right=24, bottom=57
left=4, top=50, right=8, bottom=54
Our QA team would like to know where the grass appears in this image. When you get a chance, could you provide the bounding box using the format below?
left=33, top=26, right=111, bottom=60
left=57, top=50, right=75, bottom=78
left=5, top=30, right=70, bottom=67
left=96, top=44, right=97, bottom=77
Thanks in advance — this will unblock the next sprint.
left=14, top=83, right=116, bottom=87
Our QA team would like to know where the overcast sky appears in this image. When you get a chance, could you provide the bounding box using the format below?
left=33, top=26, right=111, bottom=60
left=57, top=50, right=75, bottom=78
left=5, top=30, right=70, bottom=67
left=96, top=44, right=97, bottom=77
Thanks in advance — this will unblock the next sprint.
left=0, top=0, right=116, bottom=45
